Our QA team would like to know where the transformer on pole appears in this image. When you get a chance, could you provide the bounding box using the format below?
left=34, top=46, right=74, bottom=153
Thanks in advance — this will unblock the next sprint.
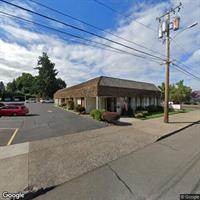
left=156, top=2, right=182, bottom=123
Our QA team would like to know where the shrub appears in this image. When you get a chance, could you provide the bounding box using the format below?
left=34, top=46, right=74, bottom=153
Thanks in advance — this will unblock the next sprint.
left=90, top=109, right=105, bottom=121
left=102, top=112, right=120, bottom=123
left=134, top=112, right=144, bottom=118
left=75, top=105, right=85, bottom=113
left=136, top=106, right=145, bottom=111
left=142, top=110, right=148, bottom=115
left=145, top=105, right=164, bottom=113
left=68, top=100, right=74, bottom=110
left=134, top=110, right=148, bottom=118
left=60, top=103, right=67, bottom=107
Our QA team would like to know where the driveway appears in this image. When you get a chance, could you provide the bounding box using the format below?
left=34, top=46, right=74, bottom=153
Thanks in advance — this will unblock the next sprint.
left=0, top=103, right=106, bottom=146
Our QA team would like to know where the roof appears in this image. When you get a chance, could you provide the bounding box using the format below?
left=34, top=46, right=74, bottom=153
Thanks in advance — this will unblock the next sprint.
left=99, top=76, right=159, bottom=91
left=54, top=76, right=160, bottom=98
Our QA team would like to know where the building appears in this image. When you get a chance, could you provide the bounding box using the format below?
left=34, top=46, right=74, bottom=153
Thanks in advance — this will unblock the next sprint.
left=54, top=76, right=161, bottom=114
left=191, top=90, right=200, bottom=103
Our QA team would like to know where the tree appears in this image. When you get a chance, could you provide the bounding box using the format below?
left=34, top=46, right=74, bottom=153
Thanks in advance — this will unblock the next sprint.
left=15, top=73, right=35, bottom=94
left=158, top=82, right=165, bottom=100
left=0, top=81, right=5, bottom=98
left=55, top=78, right=66, bottom=90
left=158, top=80, right=192, bottom=103
left=2, top=52, right=66, bottom=100
left=6, top=79, right=17, bottom=93
left=170, top=80, right=192, bottom=103
left=35, top=52, right=66, bottom=98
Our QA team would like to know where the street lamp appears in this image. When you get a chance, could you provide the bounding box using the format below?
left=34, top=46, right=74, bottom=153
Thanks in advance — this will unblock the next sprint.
left=174, top=22, right=198, bottom=38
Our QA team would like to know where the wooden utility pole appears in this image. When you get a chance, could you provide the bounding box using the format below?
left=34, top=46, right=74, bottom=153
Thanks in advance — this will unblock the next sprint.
left=157, top=3, right=182, bottom=123
left=164, top=14, right=170, bottom=123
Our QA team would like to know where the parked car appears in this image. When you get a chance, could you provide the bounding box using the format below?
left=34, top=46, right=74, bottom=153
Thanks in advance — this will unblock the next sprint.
left=6, top=102, right=25, bottom=106
left=0, top=105, right=29, bottom=116
left=26, top=98, right=36, bottom=103
left=41, top=99, right=54, bottom=103
left=0, top=103, right=5, bottom=108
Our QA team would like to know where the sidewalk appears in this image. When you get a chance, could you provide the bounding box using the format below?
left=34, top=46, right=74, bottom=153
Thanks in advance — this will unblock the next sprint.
left=27, top=110, right=200, bottom=191
left=35, top=122, right=200, bottom=200
left=121, top=109, right=200, bottom=137
left=1, top=110, right=199, bottom=195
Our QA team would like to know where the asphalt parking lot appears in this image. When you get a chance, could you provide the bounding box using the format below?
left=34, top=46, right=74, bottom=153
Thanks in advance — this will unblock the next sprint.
left=0, top=103, right=106, bottom=146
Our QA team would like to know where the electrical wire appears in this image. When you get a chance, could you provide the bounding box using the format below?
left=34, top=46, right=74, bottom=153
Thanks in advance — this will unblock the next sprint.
left=170, top=37, right=191, bottom=56
left=0, top=0, right=165, bottom=62
left=174, top=60, right=200, bottom=76
left=93, top=0, right=200, bottom=80
left=93, top=0, right=156, bottom=32
left=29, top=0, right=166, bottom=59
left=0, top=11, right=162, bottom=65
left=2, top=0, right=199, bottom=82
left=171, top=62, right=200, bottom=81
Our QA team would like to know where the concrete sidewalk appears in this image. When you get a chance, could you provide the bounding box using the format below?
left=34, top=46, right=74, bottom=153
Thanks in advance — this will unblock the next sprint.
left=35, top=123, right=200, bottom=200
left=121, top=109, right=200, bottom=137
left=0, top=110, right=199, bottom=194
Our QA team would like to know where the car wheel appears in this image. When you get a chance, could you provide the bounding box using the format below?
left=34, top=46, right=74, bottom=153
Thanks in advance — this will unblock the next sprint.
left=12, top=113, right=17, bottom=116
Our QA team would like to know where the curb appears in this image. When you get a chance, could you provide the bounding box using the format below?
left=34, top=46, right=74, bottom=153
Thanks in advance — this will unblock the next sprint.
left=156, top=120, right=200, bottom=142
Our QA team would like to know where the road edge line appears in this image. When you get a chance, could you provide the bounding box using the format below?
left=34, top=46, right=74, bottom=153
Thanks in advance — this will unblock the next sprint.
left=7, top=128, right=19, bottom=146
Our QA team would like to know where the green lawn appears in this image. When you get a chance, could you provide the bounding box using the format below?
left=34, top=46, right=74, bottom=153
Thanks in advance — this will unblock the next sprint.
left=139, top=108, right=194, bottom=120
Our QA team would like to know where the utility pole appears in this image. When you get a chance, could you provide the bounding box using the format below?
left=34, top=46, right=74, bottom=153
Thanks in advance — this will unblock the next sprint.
left=157, top=2, right=182, bottom=123
left=164, top=13, right=170, bottom=123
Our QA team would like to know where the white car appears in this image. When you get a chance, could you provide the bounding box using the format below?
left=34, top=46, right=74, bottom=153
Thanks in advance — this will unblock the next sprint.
left=41, top=99, right=54, bottom=103
left=26, top=98, right=36, bottom=103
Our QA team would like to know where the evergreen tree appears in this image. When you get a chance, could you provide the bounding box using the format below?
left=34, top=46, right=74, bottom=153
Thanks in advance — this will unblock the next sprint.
left=35, top=52, right=59, bottom=98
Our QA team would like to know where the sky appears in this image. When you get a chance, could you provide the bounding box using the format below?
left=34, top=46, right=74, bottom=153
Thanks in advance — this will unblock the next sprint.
left=0, top=0, right=199, bottom=90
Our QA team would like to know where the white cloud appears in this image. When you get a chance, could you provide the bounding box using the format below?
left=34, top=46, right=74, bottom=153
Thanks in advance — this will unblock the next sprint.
left=0, top=0, right=199, bottom=90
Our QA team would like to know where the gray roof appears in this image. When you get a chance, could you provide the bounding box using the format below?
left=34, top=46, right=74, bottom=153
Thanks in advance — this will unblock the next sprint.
left=99, top=76, right=159, bottom=91
left=54, top=76, right=160, bottom=98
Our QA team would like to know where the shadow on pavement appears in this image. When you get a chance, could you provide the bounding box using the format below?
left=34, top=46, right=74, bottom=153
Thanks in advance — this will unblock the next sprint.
left=169, top=121, right=200, bottom=124
left=26, top=114, right=40, bottom=117
left=22, top=186, right=56, bottom=200
left=113, top=121, right=132, bottom=126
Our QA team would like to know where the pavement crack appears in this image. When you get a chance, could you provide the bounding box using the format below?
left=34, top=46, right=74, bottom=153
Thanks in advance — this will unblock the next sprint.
left=158, top=142, right=179, bottom=151
left=107, top=164, right=134, bottom=196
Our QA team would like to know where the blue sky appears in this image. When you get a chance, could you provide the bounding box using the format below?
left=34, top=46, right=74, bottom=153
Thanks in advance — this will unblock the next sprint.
left=0, top=0, right=199, bottom=89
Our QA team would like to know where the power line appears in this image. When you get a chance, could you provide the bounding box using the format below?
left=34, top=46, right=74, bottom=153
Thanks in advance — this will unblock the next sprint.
left=0, top=11, right=162, bottom=65
left=0, top=0, right=165, bottom=62
left=93, top=0, right=156, bottom=32
left=2, top=1, right=199, bottom=83
left=173, top=60, right=200, bottom=77
left=29, top=0, right=166, bottom=59
left=170, top=37, right=191, bottom=56
left=92, top=0, right=199, bottom=76
left=3, top=13, right=199, bottom=82
left=171, top=62, right=200, bottom=81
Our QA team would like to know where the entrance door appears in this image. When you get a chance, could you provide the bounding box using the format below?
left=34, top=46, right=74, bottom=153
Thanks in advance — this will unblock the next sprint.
left=106, top=97, right=116, bottom=112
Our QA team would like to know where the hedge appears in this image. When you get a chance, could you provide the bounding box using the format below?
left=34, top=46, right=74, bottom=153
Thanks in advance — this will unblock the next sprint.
left=75, top=105, right=85, bottom=113
left=90, top=109, right=105, bottom=121
left=102, top=112, right=120, bottom=122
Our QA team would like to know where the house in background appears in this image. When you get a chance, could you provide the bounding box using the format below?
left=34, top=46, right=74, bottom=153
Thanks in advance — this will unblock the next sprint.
left=54, top=76, right=161, bottom=114
left=191, top=90, right=200, bottom=103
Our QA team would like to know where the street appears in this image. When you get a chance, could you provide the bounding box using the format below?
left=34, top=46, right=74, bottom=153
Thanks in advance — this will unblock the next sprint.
left=0, top=103, right=106, bottom=146
left=35, top=123, right=200, bottom=200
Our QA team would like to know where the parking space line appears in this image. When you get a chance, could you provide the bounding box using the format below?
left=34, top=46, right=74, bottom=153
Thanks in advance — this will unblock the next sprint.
left=7, top=128, right=19, bottom=146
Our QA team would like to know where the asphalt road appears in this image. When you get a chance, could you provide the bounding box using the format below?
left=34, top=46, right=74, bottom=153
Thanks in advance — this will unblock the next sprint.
left=0, top=103, right=106, bottom=146
left=35, top=123, right=200, bottom=200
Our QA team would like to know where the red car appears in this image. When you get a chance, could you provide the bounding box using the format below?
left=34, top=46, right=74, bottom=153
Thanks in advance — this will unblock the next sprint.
left=0, top=105, right=29, bottom=116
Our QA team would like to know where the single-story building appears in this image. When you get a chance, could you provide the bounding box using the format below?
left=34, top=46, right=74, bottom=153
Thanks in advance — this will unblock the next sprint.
left=54, top=76, right=161, bottom=114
